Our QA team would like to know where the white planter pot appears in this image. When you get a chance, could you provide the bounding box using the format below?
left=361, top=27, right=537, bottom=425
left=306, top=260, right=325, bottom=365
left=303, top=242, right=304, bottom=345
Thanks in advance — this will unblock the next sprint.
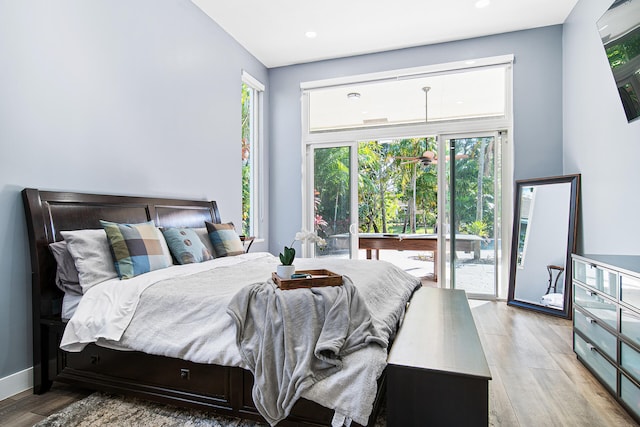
left=277, top=264, right=296, bottom=279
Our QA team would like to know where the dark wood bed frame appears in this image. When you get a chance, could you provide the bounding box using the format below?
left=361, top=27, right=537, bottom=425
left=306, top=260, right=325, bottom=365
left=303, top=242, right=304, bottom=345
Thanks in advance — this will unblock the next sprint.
left=22, top=188, right=385, bottom=427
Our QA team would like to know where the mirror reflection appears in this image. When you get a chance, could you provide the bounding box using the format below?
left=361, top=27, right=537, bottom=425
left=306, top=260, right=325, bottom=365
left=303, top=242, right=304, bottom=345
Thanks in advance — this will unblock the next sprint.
left=597, top=0, right=640, bottom=123
left=508, top=174, right=580, bottom=318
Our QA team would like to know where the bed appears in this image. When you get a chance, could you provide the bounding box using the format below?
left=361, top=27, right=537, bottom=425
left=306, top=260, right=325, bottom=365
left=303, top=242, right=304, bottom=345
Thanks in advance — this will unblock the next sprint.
left=22, top=188, right=421, bottom=427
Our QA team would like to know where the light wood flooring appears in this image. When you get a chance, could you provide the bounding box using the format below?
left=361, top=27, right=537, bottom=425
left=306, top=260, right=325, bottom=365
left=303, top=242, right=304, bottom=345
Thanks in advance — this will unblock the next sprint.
left=0, top=300, right=637, bottom=426
left=470, top=300, right=637, bottom=426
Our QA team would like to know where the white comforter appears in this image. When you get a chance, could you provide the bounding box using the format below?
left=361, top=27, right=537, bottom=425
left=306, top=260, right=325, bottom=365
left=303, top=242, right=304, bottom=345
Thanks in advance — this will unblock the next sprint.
left=60, top=252, right=421, bottom=426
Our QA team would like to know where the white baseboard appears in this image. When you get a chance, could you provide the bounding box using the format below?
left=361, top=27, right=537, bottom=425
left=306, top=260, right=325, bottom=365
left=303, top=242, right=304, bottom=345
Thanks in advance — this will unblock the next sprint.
left=0, top=367, right=33, bottom=401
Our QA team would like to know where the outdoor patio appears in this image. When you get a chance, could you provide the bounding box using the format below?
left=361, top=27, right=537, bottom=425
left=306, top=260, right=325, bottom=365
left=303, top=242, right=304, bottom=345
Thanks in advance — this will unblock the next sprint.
left=356, top=248, right=497, bottom=296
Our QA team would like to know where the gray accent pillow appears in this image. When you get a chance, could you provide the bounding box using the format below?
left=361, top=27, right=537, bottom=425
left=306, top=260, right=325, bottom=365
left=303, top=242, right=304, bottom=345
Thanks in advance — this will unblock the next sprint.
left=193, top=227, right=216, bottom=258
left=61, top=229, right=118, bottom=293
left=48, top=241, right=83, bottom=295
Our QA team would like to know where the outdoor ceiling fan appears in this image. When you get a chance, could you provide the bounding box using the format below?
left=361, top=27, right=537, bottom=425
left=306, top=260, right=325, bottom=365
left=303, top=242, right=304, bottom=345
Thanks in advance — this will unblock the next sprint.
left=393, top=87, right=467, bottom=167
left=397, top=150, right=468, bottom=166
left=393, top=87, right=438, bottom=167
left=397, top=150, right=438, bottom=166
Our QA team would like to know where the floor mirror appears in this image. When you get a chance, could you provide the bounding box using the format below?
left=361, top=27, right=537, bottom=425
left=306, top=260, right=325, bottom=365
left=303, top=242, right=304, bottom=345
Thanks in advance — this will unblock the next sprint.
left=507, top=174, right=580, bottom=318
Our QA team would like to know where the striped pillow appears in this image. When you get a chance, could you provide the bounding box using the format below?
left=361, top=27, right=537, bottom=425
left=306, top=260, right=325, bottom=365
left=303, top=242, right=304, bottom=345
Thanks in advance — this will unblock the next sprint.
left=205, top=221, right=245, bottom=257
left=100, top=220, right=171, bottom=279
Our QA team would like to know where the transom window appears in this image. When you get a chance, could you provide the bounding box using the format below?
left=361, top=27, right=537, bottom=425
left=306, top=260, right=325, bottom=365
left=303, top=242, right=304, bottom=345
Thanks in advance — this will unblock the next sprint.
left=308, top=65, right=507, bottom=133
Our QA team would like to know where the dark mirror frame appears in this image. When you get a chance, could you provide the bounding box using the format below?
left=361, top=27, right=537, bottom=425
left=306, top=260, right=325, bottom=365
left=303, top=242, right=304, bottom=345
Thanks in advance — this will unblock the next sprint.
left=507, top=174, right=580, bottom=319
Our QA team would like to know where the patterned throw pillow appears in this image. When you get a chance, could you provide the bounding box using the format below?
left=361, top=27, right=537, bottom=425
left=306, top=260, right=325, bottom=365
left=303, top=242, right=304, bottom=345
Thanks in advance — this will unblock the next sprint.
left=205, top=221, right=245, bottom=257
left=161, top=227, right=213, bottom=264
left=100, top=220, right=171, bottom=279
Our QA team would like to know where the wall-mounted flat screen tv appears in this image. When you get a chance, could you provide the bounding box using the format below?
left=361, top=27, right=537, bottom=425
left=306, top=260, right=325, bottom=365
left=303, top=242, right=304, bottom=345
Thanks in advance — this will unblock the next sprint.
left=597, top=0, right=640, bottom=123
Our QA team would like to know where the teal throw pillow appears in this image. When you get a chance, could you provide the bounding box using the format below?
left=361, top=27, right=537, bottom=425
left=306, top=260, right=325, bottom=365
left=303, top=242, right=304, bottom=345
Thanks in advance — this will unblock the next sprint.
left=162, top=227, right=213, bottom=264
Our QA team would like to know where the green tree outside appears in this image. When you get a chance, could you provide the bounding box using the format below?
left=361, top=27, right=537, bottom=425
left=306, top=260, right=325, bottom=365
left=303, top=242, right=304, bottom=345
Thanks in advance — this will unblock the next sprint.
left=313, top=138, right=494, bottom=252
left=241, top=83, right=251, bottom=236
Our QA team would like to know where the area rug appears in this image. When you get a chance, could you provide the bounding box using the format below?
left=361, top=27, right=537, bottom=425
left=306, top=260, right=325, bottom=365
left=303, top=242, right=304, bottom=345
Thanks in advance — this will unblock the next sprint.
left=34, top=392, right=386, bottom=427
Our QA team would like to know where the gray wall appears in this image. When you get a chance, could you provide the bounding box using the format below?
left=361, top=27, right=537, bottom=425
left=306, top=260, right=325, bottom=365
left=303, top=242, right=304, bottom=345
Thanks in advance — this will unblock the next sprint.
left=0, top=0, right=267, bottom=380
left=563, top=0, right=640, bottom=254
left=268, top=26, right=564, bottom=255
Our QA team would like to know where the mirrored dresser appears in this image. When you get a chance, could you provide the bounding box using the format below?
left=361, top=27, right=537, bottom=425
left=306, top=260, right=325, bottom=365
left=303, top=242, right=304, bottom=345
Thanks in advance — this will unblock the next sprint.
left=572, top=254, right=640, bottom=422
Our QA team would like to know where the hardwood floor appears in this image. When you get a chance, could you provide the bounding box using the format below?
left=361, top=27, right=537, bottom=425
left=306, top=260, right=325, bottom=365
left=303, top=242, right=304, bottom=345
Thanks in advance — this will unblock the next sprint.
left=471, top=300, right=638, bottom=426
left=0, top=383, right=91, bottom=426
left=1, top=300, right=637, bottom=426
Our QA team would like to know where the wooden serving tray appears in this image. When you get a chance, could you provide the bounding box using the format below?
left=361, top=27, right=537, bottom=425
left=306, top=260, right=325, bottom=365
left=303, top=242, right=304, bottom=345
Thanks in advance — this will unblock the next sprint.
left=272, top=269, right=343, bottom=290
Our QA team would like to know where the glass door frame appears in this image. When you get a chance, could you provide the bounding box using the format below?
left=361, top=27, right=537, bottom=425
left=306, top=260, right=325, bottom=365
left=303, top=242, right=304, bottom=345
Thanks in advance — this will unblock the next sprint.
left=302, top=130, right=513, bottom=300
left=438, top=130, right=511, bottom=299
left=302, top=141, right=359, bottom=258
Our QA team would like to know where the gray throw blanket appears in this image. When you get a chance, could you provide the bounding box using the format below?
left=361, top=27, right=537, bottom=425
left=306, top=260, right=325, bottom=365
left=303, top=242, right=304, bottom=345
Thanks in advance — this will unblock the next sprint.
left=227, top=276, right=386, bottom=426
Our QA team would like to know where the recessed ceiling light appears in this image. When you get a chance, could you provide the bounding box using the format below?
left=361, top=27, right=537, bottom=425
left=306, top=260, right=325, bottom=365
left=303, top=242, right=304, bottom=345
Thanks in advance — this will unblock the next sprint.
left=475, top=0, right=490, bottom=8
left=347, top=92, right=361, bottom=100
left=305, top=31, right=317, bottom=39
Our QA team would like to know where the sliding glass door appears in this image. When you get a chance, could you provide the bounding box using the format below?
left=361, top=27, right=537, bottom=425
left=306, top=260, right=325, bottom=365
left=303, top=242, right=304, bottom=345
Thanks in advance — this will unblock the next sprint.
left=301, top=57, right=513, bottom=297
left=306, top=133, right=504, bottom=300
left=306, top=143, right=358, bottom=258
left=440, top=133, right=502, bottom=298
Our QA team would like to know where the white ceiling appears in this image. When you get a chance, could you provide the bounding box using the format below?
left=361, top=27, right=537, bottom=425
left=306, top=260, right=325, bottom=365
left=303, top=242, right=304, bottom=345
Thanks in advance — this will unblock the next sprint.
left=191, top=0, right=579, bottom=68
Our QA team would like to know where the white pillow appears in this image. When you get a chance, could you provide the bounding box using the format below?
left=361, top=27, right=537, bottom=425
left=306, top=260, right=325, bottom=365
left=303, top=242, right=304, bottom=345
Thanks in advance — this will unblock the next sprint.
left=61, top=229, right=118, bottom=293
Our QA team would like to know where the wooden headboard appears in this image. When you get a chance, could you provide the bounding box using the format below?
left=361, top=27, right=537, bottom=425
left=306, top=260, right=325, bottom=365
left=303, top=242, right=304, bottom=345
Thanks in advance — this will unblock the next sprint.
left=22, top=188, right=223, bottom=392
left=22, top=188, right=222, bottom=319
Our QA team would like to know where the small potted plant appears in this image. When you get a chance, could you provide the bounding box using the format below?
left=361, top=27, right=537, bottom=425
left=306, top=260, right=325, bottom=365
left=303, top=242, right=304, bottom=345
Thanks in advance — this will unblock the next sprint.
left=276, top=231, right=326, bottom=279
left=277, top=246, right=296, bottom=279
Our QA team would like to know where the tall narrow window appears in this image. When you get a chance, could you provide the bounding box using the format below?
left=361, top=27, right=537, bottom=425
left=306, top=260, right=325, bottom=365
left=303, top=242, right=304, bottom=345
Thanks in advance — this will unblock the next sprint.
left=241, top=71, right=264, bottom=237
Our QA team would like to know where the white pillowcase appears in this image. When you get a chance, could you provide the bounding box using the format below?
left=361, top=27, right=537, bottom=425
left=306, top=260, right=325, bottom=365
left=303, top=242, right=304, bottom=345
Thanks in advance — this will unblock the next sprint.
left=61, top=226, right=173, bottom=292
left=61, top=229, right=118, bottom=293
